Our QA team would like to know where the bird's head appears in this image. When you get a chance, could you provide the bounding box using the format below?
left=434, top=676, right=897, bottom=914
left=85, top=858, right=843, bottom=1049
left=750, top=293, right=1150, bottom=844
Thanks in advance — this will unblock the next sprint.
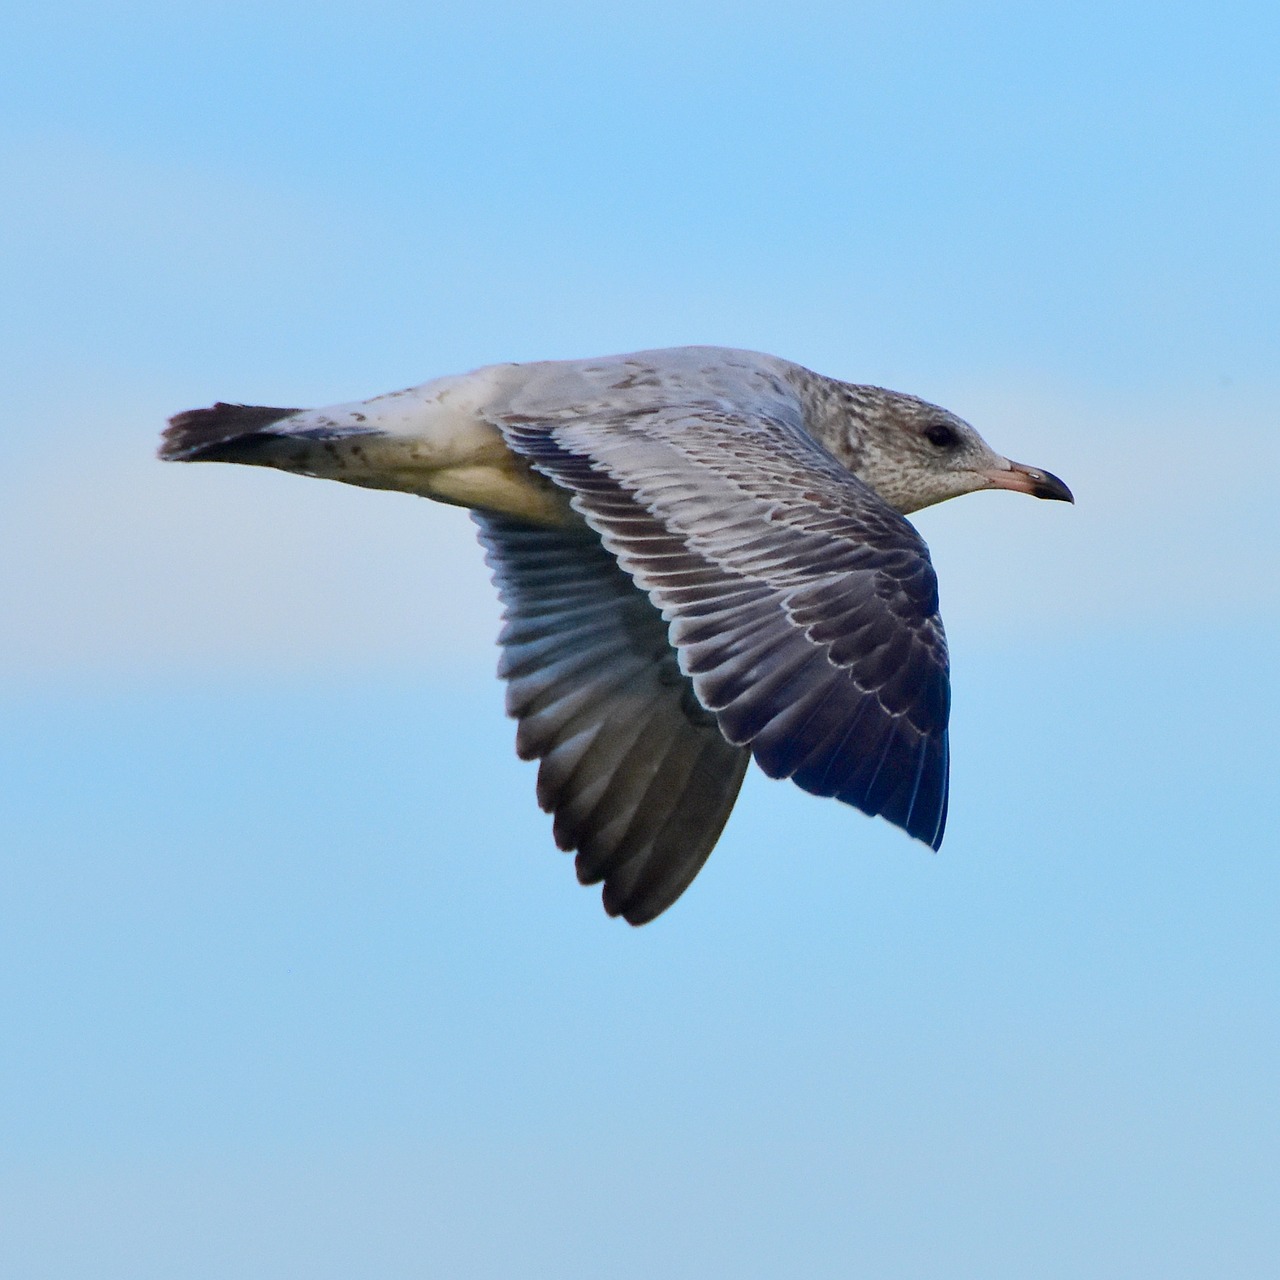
left=839, top=386, right=1074, bottom=515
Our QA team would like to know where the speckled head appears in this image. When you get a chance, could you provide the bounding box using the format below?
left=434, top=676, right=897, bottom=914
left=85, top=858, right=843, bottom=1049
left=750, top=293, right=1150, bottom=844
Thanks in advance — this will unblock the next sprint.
left=828, top=384, right=1073, bottom=516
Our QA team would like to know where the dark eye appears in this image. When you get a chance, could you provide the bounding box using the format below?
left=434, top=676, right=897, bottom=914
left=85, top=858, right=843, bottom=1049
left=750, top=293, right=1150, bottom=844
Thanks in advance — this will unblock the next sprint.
left=924, top=423, right=960, bottom=449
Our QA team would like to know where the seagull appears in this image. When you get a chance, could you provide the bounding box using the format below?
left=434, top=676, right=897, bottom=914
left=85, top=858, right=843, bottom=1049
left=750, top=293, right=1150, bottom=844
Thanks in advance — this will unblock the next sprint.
left=160, top=346, right=1072, bottom=924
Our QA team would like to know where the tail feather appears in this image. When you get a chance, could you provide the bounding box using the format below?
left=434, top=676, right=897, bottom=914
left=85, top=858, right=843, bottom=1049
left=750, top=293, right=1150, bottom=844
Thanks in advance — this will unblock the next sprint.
left=159, top=403, right=302, bottom=462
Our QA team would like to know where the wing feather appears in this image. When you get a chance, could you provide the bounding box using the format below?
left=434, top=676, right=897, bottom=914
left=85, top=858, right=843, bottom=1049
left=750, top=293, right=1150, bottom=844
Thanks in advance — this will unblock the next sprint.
left=474, top=514, right=750, bottom=924
left=493, top=396, right=952, bottom=850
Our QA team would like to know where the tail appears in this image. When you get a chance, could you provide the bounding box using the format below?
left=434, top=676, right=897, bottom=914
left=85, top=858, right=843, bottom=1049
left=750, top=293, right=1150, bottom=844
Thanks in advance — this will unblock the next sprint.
left=158, top=403, right=304, bottom=463
left=157, top=382, right=574, bottom=524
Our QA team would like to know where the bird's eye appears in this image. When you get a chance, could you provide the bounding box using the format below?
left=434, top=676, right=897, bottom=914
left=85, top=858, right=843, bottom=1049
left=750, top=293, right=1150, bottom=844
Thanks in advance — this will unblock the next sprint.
left=924, top=423, right=960, bottom=449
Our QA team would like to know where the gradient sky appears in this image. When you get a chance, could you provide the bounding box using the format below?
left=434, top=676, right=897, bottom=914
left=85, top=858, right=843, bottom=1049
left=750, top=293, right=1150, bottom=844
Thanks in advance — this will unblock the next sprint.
left=2, top=3, right=1278, bottom=1276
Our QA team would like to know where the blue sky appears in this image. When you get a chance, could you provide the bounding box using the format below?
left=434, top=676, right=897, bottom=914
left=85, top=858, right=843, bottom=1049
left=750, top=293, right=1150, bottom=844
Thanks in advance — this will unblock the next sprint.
left=1, top=3, right=1278, bottom=1276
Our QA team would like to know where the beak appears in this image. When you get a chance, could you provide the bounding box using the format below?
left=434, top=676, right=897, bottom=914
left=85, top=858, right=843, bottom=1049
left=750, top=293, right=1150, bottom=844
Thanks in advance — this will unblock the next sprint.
left=980, top=459, right=1074, bottom=503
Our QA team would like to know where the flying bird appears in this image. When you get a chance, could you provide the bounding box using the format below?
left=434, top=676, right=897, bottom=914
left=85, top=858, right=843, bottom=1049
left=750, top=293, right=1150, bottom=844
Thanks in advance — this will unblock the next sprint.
left=160, top=347, right=1071, bottom=924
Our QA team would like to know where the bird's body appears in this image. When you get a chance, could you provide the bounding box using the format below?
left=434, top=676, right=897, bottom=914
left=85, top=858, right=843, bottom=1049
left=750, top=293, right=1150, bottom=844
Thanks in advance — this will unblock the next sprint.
left=162, top=346, right=1071, bottom=923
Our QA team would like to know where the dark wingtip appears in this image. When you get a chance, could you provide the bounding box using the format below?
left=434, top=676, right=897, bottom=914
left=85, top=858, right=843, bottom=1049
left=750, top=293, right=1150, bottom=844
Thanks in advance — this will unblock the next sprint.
left=159, top=402, right=301, bottom=461
left=600, top=873, right=665, bottom=927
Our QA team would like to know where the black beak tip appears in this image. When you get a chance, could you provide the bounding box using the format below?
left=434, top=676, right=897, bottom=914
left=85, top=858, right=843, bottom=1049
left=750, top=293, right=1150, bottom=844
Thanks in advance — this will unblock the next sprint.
left=1032, top=470, right=1074, bottom=504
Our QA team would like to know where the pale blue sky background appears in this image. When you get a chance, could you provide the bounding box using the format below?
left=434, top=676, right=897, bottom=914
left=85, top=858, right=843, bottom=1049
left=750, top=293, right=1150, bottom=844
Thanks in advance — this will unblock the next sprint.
left=1, top=2, right=1278, bottom=1276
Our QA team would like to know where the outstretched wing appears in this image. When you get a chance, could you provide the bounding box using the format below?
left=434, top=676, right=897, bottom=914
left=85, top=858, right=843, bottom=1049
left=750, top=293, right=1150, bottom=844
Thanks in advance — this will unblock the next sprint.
left=493, top=398, right=951, bottom=851
left=474, top=513, right=751, bottom=925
